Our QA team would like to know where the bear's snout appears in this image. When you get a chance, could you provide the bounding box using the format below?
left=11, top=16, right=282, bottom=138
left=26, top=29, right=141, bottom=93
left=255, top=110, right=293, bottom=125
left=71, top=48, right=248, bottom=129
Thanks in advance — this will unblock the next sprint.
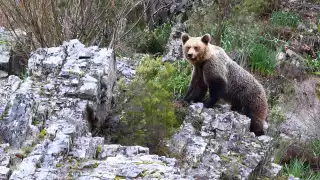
left=187, top=53, right=193, bottom=58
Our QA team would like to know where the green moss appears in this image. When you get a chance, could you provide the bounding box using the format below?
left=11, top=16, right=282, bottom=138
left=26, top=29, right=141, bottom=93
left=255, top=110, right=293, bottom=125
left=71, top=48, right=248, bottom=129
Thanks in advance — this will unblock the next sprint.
left=22, top=146, right=33, bottom=155
left=36, top=162, right=42, bottom=168
left=135, top=161, right=166, bottom=166
left=95, top=145, right=102, bottom=157
left=115, top=176, right=126, bottom=180
left=56, top=163, right=62, bottom=168
left=39, top=129, right=46, bottom=139
left=220, top=155, right=232, bottom=162
left=39, top=89, right=45, bottom=96
left=32, top=120, right=40, bottom=126
left=93, top=162, right=99, bottom=168
left=0, top=103, right=11, bottom=120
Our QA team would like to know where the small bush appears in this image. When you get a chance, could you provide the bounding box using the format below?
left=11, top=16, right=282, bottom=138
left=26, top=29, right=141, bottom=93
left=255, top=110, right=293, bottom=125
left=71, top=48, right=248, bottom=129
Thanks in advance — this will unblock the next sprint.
left=270, top=105, right=286, bottom=124
left=136, top=23, right=172, bottom=54
left=271, top=11, right=300, bottom=28
left=114, top=56, right=186, bottom=154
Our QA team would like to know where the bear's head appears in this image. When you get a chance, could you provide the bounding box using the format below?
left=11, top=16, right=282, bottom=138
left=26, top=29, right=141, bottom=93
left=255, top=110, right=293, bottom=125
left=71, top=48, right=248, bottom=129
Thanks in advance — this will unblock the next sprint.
left=181, top=33, right=211, bottom=64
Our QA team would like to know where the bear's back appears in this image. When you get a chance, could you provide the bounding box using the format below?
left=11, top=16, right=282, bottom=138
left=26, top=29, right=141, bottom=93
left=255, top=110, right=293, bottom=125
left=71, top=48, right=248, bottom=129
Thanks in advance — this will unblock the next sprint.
left=209, top=44, right=265, bottom=102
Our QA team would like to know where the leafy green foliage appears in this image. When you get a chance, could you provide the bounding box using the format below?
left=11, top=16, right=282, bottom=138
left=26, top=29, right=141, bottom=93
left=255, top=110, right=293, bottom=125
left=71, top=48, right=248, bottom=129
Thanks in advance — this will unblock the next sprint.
left=249, top=43, right=277, bottom=76
left=166, top=60, right=192, bottom=99
left=212, top=23, right=278, bottom=76
left=136, top=23, right=172, bottom=54
left=271, top=11, right=300, bottom=28
left=114, top=56, right=189, bottom=154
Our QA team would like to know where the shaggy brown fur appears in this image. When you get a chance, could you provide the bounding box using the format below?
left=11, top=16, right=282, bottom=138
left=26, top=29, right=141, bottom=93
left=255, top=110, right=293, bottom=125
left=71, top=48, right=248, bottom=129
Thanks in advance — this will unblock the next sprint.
left=182, top=33, right=268, bottom=136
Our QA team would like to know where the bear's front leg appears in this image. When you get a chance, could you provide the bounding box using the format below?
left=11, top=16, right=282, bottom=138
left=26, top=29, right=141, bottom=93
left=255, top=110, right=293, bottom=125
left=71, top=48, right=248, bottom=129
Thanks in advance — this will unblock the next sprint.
left=184, top=66, right=207, bottom=103
left=204, top=76, right=227, bottom=108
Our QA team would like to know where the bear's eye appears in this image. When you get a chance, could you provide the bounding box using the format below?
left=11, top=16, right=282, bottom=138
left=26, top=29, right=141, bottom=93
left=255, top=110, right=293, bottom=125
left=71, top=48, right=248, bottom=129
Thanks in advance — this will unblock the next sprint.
left=194, top=46, right=199, bottom=51
left=186, top=46, right=190, bottom=50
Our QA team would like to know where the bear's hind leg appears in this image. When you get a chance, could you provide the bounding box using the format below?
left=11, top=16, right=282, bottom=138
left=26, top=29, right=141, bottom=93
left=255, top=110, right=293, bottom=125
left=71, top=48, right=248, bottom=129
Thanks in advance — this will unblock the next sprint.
left=246, top=107, right=267, bottom=136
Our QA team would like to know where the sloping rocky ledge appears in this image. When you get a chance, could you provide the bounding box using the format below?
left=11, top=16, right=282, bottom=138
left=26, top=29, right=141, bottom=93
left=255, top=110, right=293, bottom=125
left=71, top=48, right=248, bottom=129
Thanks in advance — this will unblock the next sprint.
left=0, top=40, right=279, bottom=180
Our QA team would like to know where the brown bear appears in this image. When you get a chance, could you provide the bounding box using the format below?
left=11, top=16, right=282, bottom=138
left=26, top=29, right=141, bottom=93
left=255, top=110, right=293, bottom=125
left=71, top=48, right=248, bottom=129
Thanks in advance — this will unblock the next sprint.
left=181, top=33, right=268, bottom=136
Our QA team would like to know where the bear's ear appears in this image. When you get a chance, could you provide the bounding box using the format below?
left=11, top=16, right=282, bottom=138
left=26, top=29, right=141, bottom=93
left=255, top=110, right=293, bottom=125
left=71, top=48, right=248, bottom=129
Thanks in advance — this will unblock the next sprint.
left=181, top=33, right=190, bottom=44
left=201, top=34, right=211, bottom=44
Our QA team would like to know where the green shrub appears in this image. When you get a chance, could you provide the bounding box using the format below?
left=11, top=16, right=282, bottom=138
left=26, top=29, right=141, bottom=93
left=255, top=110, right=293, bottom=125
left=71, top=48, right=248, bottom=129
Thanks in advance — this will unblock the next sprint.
left=270, top=105, right=286, bottom=124
left=167, top=60, right=192, bottom=99
left=114, top=56, right=186, bottom=154
left=249, top=43, right=277, bottom=76
left=136, top=23, right=172, bottom=54
left=209, top=22, right=279, bottom=76
left=271, top=11, right=300, bottom=28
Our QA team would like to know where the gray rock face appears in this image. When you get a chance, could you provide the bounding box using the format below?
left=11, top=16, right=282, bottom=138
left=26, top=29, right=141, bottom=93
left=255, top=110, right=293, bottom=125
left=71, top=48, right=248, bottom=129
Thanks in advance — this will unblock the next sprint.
left=0, top=39, right=279, bottom=179
left=169, top=103, right=276, bottom=179
left=0, top=28, right=11, bottom=74
left=162, top=23, right=186, bottom=62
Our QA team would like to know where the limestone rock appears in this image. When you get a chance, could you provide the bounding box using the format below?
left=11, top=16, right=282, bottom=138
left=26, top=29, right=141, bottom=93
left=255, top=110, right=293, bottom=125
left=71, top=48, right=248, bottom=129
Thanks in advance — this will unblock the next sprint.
left=169, top=103, right=275, bottom=179
left=162, top=23, right=186, bottom=62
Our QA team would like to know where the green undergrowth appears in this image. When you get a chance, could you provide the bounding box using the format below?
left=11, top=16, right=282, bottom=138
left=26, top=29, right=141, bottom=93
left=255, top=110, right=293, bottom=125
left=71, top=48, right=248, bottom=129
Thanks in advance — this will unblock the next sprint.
left=271, top=11, right=300, bottom=28
left=281, top=159, right=320, bottom=179
left=213, top=23, right=279, bottom=76
left=135, top=23, right=172, bottom=54
left=274, top=139, right=320, bottom=179
left=113, top=56, right=191, bottom=155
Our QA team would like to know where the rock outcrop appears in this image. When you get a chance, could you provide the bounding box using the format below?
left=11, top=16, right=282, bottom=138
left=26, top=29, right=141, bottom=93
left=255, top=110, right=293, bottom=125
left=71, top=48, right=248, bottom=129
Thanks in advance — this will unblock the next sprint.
left=0, top=39, right=280, bottom=179
left=162, top=23, right=186, bottom=62
left=168, top=103, right=278, bottom=179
